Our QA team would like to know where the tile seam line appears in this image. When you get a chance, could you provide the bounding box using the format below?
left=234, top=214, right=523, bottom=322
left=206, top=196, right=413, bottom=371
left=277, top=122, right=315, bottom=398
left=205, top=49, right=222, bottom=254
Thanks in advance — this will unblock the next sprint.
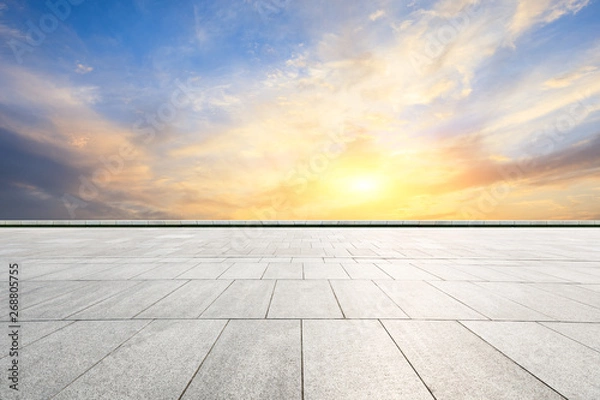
left=423, top=280, right=489, bottom=320
left=300, top=319, right=305, bottom=400
left=172, top=261, right=206, bottom=279
left=195, top=280, right=235, bottom=318
left=457, top=320, right=569, bottom=400
left=62, top=280, right=147, bottom=320
left=469, top=281, right=558, bottom=321
left=265, top=280, right=278, bottom=319
left=328, top=279, right=346, bottom=319
left=378, top=319, right=439, bottom=400
left=538, top=322, right=600, bottom=355
left=0, top=320, right=77, bottom=362
left=131, top=280, right=191, bottom=319
left=48, top=318, right=154, bottom=400
left=15, top=281, right=97, bottom=313
left=527, top=283, right=600, bottom=312
left=177, top=319, right=230, bottom=400
left=372, top=280, right=411, bottom=318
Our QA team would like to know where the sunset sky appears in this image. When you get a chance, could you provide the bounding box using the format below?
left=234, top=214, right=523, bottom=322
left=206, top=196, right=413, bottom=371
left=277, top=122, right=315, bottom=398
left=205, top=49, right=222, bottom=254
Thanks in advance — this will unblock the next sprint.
left=1, top=0, right=599, bottom=220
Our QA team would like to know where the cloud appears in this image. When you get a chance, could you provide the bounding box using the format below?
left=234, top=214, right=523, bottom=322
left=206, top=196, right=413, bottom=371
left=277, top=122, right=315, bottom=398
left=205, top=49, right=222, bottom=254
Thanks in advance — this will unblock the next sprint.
left=75, top=63, right=93, bottom=74
left=509, top=0, right=590, bottom=40
left=369, top=9, right=386, bottom=21
left=544, top=66, right=598, bottom=89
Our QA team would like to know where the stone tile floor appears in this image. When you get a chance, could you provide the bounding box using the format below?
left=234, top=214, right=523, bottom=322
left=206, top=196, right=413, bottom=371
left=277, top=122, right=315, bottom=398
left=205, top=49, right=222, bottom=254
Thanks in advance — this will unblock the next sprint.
left=0, top=227, right=599, bottom=399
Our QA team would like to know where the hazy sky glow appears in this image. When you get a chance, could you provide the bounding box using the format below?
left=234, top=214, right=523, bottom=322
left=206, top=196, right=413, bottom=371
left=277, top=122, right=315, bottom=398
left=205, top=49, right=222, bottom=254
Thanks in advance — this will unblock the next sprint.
left=1, top=0, right=599, bottom=220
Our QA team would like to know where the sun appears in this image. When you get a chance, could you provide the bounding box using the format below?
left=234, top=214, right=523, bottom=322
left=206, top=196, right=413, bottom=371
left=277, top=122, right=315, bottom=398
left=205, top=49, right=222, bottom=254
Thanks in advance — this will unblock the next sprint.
left=342, top=174, right=386, bottom=197
left=350, top=176, right=381, bottom=193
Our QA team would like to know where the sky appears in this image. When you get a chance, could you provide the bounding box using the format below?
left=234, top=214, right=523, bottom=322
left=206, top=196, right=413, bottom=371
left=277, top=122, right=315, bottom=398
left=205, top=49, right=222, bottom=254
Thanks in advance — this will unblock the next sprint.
left=0, top=0, right=599, bottom=220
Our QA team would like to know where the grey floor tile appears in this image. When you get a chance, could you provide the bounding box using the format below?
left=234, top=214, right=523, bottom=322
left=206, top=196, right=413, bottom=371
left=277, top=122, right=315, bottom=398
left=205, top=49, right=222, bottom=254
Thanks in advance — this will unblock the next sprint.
left=341, top=263, right=392, bottom=279
left=525, top=267, right=600, bottom=283
left=201, top=280, right=274, bottom=318
left=541, top=322, right=600, bottom=352
left=219, top=262, right=268, bottom=279
left=177, top=263, right=232, bottom=279
left=454, top=265, right=518, bottom=281
left=475, top=282, right=600, bottom=322
left=137, top=280, right=231, bottom=318
left=331, top=280, right=407, bottom=318
left=303, top=320, right=434, bottom=400
left=582, top=284, right=600, bottom=293
left=29, top=263, right=120, bottom=281
left=376, top=281, right=485, bottom=319
left=69, top=280, right=185, bottom=319
left=411, top=263, right=480, bottom=280
left=464, top=321, right=600, bottom=400
left=22, top=281, right=140, bottom=320
left=383, top=320, right=564, bottom=400
left=304, top=263, right=350, bottom=279
left=132, top=262, right=199, bottom=279
left=431, top=281, right=551, bottom=321
left=376, top=263, right=440, bottom=280
left=53, top=320, right=226, bottom=400
left=268, top=280, right=342, bottom=318
left=488, top=266, right=568, bottom=283
left=0, top=320, right=147, bottom=400
left=83, top=263, right=166, bottom=280
left=533, top=283, right=600, bottom=309
left=0, top=321, right=73, bottom=358
left=19, top=281, right=92, bottom=310
left=182, top=320, right=301, bottom=400
left=262, top=262, right=303, bottom=279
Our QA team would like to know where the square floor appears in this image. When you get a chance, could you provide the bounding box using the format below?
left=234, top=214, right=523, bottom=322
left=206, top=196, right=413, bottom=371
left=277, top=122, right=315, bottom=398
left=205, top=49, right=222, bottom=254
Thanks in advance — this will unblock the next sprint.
left=1, top=227, right=599, bottom=399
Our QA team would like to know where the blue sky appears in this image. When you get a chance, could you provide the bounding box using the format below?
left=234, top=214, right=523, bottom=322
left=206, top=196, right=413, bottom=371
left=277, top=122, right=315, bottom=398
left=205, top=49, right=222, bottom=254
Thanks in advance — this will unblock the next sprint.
left=1, top=0, right=599, bottom=220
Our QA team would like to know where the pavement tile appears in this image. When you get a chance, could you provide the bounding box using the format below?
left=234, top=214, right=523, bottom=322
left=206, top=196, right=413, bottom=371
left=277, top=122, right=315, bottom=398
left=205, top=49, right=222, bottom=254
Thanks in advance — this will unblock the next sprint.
left=410, top=263, right=480, bottom=280
left=430, top=281, right=552, bottom=320
left=22, top=281, right=140, bottom=320
left=475, top=282, right=600, bottom=322
left=0, top=320, right=148, bottom=400
left=532, top=283, right=600, bottom=308
left=0, top=321, right=73, bottom=356
left=201, top=280, right=275, bottom=318
left=131, top=262, right=199, bottom=280
left=303, top=263, right=350, bottom=279
left=376, top=281, right=485, bottom=319
left=177, top=263, right=232, bottom=279
left=464, top=321, right=600, bottom=400
left=376, top=263, right=440, bottom=280
left=262, top=262, right=303, bottom=279
left=541, top=322, right=600, bottom=352
left=330, top=280, right=407, bottom=318
left=137, top=280, right=231, bottom=318
left=303, top=320, right=434, bottom=400
left=182, top=320, right=301, bottom=400
left=53, top=320, right=226, bottom=400
left=69, top=280, right=185, bottom=319
left=384, top=320, right=564, bottom=400
left=218, top=262, right=268, bottom=279
left=268, top=280, right=342, bottom=318
left=341, top=263, right=392, bottom=279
